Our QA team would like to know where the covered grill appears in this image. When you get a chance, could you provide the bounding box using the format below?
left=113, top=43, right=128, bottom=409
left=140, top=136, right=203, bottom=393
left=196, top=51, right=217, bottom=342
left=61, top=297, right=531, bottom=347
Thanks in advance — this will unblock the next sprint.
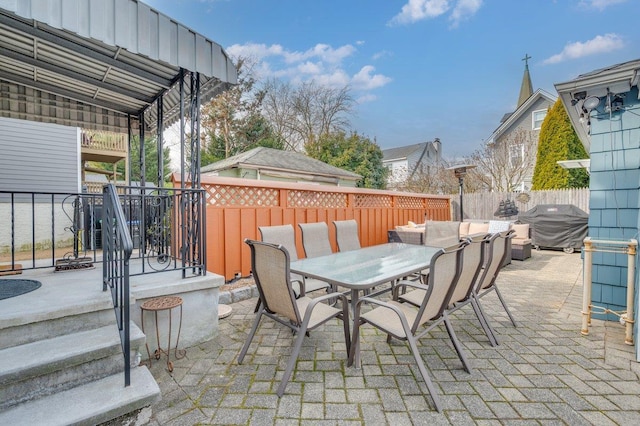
left=517, top=204, right=588, bottom=253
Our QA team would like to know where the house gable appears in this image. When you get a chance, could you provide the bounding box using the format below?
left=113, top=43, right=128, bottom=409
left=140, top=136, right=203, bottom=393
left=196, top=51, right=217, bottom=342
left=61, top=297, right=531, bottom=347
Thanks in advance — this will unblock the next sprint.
left=488, top=89, right=557, bottom=144
left=382, top=139, right=442, bottom=186
left=487, top=89, right=556, bottom=191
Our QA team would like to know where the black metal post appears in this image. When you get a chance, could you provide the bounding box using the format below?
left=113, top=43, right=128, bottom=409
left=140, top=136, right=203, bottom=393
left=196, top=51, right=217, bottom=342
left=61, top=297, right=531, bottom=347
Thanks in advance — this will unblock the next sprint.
left=458, top=177, right=464, bottom=221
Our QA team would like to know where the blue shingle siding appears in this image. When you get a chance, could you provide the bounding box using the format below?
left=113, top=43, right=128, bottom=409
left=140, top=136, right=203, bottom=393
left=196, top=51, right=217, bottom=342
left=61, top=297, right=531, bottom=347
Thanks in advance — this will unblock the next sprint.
left=0, top=117, right=79, bottom=194
left=587, top=86, right=640, bottom=321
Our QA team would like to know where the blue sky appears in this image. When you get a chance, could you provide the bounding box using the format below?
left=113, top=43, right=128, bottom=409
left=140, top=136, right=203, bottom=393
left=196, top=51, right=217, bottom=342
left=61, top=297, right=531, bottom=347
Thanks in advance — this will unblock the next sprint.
left=145, top=0, right=639, bottom=159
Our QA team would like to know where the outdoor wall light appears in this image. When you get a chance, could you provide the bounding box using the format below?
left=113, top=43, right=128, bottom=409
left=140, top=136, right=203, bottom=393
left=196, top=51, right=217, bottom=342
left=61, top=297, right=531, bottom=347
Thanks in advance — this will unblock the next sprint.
left=582, top=96, right=600, bottom=113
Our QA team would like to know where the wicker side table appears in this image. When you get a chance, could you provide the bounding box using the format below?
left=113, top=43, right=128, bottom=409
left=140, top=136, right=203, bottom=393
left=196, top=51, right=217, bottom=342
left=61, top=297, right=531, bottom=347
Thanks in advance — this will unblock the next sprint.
left=141, top=295, right=186, bottom=372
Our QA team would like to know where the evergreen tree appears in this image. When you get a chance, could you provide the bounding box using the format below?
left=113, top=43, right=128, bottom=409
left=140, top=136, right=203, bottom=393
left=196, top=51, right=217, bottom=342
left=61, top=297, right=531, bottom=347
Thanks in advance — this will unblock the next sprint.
left=93, top=135, right=171, bottom=186
left=305, top=132, right=388, bottom=189
left=532, top=99, right=589, bottom=189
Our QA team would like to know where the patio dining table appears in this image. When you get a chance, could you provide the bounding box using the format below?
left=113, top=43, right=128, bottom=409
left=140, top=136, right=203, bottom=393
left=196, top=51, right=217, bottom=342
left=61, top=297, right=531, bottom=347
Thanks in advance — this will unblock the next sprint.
left=290, top=242, right=442, bottom=366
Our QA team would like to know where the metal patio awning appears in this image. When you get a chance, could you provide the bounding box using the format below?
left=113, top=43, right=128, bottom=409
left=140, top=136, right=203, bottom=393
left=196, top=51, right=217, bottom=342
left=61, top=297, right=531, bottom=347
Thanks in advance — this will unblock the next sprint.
left=0, top=0, right=238, bottom=133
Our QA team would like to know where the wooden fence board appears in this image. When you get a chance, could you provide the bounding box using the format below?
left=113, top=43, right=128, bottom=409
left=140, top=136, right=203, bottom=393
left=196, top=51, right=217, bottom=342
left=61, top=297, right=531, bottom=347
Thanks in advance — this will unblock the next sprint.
left=183, top=175, right=452, bottom=280
left=459, top=188, right=590, bottom=221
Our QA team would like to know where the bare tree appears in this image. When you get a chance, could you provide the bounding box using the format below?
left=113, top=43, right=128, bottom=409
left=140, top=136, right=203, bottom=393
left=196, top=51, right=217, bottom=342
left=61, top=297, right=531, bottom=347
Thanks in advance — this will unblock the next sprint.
left=260, top=79, right=299, bottom=151
left=262, top=79, right=355, bottom=151
left=395, top=161, right=460, bottom=195
left=468, top=129, right=537, bottom=192
left=201, top=57, right=265, bottom=158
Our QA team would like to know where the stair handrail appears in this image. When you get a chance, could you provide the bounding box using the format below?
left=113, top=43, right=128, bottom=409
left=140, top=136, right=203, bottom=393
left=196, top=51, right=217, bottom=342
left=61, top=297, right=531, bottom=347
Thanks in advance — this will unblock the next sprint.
left=102, top=183, right=133, bottom=386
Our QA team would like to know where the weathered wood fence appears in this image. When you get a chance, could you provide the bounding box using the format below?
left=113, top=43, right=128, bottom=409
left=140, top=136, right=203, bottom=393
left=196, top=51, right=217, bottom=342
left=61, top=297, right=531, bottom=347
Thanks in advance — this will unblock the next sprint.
left=456, top=188, right=590, bottom=221
left=175, top=175, right=452, bottom=280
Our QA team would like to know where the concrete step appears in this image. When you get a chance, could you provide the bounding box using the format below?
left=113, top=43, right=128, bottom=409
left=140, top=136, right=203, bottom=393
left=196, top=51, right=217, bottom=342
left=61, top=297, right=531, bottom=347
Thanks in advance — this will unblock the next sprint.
left=0, top=272, right=116, bottom=350
left=0, top=322, right=145, bottom=410
left=0, top=366, right=161, bottom=426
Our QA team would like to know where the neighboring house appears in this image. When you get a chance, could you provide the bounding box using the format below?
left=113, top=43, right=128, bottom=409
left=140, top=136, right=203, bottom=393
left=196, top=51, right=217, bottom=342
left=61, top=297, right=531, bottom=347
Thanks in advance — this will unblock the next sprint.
left=487, top=58, right=556, bottom=191
left=201, top=147, right=362, bottom=187
left=382, top=138, right=442, bottom=188
left=555, top=58, right=640, bottom=359
left=0, top=117, right=130, bottom=194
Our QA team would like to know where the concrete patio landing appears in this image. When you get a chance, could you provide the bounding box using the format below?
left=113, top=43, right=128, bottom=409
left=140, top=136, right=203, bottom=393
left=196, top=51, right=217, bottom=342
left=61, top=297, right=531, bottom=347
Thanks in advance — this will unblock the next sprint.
left=134, top=249, right=640, bottom=425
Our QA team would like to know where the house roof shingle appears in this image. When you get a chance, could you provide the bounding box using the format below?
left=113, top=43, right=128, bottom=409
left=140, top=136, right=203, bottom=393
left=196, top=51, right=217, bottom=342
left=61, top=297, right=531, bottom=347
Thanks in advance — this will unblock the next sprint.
left=201, top=147, right=361, bottom=180
left=382, top=142, right=433, bottom=162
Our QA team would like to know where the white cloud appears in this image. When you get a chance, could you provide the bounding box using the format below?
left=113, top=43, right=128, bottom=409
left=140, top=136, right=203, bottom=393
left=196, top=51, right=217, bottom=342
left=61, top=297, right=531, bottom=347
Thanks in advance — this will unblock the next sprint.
left=351, top=66, right=393, bottom=91
left=226, top=42, right=392, bottom=94
left=543, top=33, right=625, bottom=64
left=579, top=0, right=628, bottom=10
left=449, top=0, right=483, bottom=28
left=389, top=0, right=482, bottom=27
left=372, top=50, right=393, bottom=61
left=390, top=0, right=451, bottom=25
left=226, top=43, right=284, bottom=61
left=296, top=61, right=323, bottom=75
left=356, top=94, right=378, bottom=104
left=313, top=70, right=352, bottom=88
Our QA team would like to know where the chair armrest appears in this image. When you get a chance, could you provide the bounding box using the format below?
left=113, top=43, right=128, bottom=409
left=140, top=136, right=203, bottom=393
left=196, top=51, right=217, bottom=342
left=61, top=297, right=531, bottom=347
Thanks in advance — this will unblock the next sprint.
left=392, top=280, right=429, bottom=300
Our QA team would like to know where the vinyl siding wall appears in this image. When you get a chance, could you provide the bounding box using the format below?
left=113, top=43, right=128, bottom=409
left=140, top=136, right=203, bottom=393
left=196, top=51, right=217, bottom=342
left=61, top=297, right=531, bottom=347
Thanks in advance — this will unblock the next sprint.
left=0, top=118, right=79, bottom=253
left=0, top=117, right=80, bottom=193
left=587, top=86, right=640, bottom=321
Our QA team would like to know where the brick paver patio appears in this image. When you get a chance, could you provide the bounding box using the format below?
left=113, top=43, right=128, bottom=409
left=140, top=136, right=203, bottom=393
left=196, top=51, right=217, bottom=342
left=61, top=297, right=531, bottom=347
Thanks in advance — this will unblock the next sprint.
left=139, top=249, right=640, bottom=425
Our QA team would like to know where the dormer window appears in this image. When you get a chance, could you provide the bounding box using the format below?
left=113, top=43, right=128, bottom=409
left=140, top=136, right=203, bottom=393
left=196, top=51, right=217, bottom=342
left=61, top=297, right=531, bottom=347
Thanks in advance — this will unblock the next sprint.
left=532, top=109, right=547, bottom=130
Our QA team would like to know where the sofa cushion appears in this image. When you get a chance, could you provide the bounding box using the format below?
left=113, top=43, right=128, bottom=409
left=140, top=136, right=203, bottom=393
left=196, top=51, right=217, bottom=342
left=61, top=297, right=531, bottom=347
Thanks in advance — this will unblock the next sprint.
left=468, top=222, right=489, bottom=235
left=488, top=220, right=511, bottom=234
left=511, top=224, right=531, bottom=245
left=396, top=225, right=424, bottom=233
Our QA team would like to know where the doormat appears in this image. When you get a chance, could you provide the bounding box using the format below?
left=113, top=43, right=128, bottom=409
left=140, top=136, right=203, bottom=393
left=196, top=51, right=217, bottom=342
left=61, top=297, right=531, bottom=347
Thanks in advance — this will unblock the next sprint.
left=0, top=279, right=42, bottom=300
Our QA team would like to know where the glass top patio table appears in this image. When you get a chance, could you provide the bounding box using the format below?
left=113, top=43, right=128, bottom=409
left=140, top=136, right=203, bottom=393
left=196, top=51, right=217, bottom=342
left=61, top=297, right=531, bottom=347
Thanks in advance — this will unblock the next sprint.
left=290, top=243, right=441, bottom=291
left=290, top=242, right=441, bottom=368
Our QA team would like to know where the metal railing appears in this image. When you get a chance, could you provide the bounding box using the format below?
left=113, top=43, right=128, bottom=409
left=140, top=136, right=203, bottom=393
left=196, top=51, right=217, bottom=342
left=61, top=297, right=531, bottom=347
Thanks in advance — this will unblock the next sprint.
left=0, top=186, right=207, bottom=277
left=102, top=183, right=133, bottom=386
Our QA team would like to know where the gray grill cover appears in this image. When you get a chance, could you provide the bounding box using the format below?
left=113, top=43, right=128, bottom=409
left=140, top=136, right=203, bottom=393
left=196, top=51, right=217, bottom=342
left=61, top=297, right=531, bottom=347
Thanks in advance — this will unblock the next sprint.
left=518, top=204, right=588, bottom=249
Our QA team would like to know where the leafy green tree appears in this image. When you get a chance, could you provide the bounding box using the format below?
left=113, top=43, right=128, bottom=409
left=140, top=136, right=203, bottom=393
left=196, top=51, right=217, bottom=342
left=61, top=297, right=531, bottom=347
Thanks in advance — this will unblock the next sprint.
left=532, top=99, right=589, bottom=189
left=93, top=135, right=171, bottom=185
left=305, top=132, right=388, bottom=189
left=130, top=136, right=172, bottom=185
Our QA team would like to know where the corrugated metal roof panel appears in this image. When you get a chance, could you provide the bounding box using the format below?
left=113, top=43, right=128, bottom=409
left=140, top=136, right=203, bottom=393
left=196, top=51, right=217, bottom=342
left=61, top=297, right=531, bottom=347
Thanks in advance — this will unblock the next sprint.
left=0, top=0, right=237, bottom=133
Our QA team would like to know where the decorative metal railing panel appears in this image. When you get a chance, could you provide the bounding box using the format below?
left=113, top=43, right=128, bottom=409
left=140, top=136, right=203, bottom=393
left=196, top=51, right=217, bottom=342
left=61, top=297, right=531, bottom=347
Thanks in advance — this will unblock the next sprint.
left=0, top=186, right=206, bottom=277
left=102, top=183, right=133, bottom=387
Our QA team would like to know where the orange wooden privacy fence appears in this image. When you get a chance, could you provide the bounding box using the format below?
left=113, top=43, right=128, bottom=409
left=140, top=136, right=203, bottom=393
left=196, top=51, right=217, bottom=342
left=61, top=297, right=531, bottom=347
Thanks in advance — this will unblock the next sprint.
left=174, top=175, right=451, bottom=281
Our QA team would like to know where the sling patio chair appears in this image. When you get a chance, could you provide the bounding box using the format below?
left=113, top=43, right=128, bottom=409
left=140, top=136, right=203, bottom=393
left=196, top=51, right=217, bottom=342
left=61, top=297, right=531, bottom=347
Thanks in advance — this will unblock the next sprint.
left=259, top=224, right=330, bottom=297
left=299, top=222, right=333, bottom=258
left=470, top=229, right=517, bottom=345
left=424, top=220, right=462, bottom=247
left=397, top=234, right=491, bottom=342
left=299, top=221, right=338, bottom=297
left=333, top=219, right=361, bottom=252
left=348, top=241, right=469, bottom=413
left=238, top=239, right=350, bottom=397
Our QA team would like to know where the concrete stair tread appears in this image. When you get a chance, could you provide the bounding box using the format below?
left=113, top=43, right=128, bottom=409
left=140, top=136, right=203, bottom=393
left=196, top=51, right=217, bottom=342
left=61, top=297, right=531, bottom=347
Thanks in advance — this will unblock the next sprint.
left=0, top=323, right=145, bottom=385
left=0, top=366, right=161, bottom=426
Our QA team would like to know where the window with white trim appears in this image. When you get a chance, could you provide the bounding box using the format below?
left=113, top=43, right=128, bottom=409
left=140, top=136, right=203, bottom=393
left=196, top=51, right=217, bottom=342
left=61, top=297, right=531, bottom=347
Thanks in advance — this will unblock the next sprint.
left=532, top=109, right=547, bottom=130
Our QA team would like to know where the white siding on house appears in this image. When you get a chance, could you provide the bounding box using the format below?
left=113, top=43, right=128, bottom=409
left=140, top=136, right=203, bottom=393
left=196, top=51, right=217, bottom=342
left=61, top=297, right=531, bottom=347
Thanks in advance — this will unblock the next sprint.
left=0, top=117, right=80, bottom=193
